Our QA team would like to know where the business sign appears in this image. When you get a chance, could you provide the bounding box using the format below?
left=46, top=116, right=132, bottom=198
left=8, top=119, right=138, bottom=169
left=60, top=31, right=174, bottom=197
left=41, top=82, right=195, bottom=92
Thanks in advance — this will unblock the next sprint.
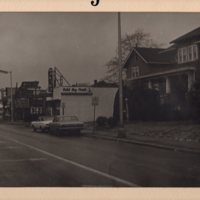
left=61, top=87, right=92, bottom=95
left=30, top=107, right=43, bottom=115
left=48, top=68, right=56, bottom=93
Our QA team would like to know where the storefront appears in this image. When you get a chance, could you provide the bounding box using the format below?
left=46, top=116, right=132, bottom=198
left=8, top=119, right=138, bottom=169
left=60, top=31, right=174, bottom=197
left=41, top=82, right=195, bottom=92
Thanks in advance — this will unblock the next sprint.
left=51, top=86, right=118, bottom=122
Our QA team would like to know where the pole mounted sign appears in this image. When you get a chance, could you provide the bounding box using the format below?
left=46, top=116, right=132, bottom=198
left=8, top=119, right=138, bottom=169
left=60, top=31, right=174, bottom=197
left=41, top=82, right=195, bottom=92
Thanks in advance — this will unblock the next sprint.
left=91, top=96, right=99, bottom=106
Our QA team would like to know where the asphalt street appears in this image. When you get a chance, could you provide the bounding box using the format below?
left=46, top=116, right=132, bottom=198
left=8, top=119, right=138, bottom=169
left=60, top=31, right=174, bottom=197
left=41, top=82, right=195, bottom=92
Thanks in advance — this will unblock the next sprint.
left=0, top=124, right=199, bottom=187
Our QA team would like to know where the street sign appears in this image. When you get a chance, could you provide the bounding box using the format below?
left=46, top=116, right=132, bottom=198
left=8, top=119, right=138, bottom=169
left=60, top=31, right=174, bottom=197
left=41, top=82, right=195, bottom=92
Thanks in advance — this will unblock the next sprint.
left=92, top=96, right=99, bottom=106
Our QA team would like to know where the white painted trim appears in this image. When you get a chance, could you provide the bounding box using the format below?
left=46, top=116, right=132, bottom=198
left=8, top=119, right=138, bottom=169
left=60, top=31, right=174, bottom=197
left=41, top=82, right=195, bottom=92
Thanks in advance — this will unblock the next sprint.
left=123, top=47, right=148, bottom=68
left=148, top=62, right=175, bottom=64
left=133, top=48, right=148, bottom=63
left=127, top=66, right=196, bottom=81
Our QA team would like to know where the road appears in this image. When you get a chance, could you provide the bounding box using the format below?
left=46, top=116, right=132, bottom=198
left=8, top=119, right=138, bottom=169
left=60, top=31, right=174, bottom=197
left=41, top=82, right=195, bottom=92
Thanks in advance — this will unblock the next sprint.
left=0, top=123, right=199, bottom=187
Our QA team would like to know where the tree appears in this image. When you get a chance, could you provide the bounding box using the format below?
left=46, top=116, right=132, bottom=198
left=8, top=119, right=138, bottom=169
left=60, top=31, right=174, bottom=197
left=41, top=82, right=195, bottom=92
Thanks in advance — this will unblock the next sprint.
left=103, top=29, right=162, bottom=83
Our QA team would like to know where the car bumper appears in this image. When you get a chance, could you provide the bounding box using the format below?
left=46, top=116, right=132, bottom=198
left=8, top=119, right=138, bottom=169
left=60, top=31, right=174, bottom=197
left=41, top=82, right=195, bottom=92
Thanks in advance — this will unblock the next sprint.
left=57, top=127, right=84, bottom=131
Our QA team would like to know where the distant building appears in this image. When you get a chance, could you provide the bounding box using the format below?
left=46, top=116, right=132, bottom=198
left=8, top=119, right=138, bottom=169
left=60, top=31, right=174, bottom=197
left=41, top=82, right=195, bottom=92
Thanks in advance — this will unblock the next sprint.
left=2, top=81, right=49, bottom=121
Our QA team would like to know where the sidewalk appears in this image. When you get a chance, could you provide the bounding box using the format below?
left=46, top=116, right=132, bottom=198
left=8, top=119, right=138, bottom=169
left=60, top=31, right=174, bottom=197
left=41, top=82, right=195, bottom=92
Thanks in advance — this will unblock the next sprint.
left=83, top=121, right=200, bottom=153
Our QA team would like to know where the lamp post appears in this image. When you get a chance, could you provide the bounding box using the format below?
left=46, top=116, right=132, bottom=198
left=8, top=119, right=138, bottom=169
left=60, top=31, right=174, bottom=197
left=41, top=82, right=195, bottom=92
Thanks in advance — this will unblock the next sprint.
left=0, top=69, right=13, bottom=122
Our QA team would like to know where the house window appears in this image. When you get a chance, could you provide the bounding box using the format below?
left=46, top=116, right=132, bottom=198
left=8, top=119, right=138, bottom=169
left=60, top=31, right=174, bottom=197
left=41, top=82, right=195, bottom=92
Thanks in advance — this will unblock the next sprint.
left=182, top=47, right=187, bottom=62
left=188, top=46, right=193, bottom=61
left=193, top=45, right=198, bottom=60
left=131, top=66, right=140, bottom=78
left=178, top=49, right=183, bottom=63
left=177, top=44, right=198, bottom=64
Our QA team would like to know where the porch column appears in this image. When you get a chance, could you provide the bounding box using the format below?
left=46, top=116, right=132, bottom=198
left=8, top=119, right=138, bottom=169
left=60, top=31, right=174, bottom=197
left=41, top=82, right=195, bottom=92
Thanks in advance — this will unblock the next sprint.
left=148, top=80, right=152, bottom=89
left=188, top=71, right=195, bottom=91
left=165, top=77, right=171, bottom=94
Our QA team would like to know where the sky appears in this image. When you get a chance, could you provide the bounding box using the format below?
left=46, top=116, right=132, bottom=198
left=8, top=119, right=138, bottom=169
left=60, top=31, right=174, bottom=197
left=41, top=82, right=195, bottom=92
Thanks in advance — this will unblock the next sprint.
left=0, top=12, right=199, bottom=89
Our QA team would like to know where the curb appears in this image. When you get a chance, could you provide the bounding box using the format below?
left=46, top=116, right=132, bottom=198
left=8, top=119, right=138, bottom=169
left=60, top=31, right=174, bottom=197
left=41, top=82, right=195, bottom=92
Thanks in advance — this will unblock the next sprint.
left=84, top=133, right=200, bottom=154
left=4, top=123, right=200, bottom=154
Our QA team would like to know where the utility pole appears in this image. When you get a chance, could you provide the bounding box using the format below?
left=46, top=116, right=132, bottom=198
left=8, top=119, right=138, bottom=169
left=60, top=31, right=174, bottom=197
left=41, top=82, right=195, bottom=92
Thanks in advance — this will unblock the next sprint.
left=118, top=12, right=123, bottom=127
left=117, top=12, right=126, bottom=138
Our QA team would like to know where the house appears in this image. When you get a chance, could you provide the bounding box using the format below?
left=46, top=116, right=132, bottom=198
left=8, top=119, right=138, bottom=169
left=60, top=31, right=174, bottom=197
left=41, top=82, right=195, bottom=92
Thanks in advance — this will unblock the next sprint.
left=123, top=27, right=200, bottom=111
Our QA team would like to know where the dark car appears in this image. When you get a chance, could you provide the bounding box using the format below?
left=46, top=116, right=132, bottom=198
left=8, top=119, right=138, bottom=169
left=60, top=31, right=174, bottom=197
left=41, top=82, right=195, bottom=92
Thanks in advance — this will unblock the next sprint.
left=49, top=116, right=84, bottom=136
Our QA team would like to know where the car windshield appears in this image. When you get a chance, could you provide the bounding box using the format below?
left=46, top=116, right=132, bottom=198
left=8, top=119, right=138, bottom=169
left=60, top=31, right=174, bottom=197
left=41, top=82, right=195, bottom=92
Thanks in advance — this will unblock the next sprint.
left=39, top=116, right=53, bottom=121
left=54, top=116, right=79, bottom=122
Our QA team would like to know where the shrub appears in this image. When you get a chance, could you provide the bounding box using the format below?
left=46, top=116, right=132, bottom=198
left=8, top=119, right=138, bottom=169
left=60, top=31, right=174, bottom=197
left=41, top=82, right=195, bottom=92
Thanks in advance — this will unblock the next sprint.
left=113, top=86, right=161, bottom=121
left=96, top=116, right=108, bottom=127
left=107, top=117, right=116, bottom=127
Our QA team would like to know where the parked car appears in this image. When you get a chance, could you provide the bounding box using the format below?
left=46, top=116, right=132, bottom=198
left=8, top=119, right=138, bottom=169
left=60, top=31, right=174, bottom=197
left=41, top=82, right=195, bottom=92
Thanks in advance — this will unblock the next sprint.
left=49, top=116, right=84, bottom=136
left=31, top=116, right=53, bottom=132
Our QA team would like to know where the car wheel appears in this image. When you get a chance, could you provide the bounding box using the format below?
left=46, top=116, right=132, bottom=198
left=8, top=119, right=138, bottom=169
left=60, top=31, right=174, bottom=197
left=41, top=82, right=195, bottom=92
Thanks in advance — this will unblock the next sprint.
left=76, top=130, right=81, bottom=136
left=49, top=127, right=53, bottom=134
left=56, top=129, right=61, bottom=137
left=41, top=128, right=45, bottom=133
left=50, top=127, right=57, bottom=135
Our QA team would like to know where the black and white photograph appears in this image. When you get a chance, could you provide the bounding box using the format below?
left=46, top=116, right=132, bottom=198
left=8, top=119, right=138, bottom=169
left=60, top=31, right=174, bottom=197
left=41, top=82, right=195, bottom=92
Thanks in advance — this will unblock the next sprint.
left=0, top=9, right=200, bottom=190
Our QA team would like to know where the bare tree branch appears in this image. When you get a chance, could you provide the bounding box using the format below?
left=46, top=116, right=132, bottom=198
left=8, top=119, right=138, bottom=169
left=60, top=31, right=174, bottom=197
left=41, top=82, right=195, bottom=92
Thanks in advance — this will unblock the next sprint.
left=104, top=29, right=163, bottom=83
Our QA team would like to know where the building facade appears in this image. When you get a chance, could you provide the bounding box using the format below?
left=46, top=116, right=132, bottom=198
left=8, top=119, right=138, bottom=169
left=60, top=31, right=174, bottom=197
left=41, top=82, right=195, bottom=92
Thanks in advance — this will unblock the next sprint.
left=49, top=83, right=118, bottom=122
left=124, top=27, right=200, bottom=113
left=3, top=81, right=48, bottom=121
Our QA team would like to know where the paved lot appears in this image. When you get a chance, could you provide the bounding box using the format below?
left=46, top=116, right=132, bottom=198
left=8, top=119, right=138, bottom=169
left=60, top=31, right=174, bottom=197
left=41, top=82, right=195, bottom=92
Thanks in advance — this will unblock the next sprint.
left=0, top=123, right=200, bottom=187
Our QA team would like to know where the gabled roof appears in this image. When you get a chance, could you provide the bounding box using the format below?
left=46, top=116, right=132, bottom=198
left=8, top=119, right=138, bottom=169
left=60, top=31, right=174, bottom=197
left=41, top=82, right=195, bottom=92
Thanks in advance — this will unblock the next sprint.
left=170, top=26, right=200, bottom=44
left=123, top=47, right=175, bottom=68
left=136, top=47, right=174, bottom=63
left=91, top=80, right=118, bottom=88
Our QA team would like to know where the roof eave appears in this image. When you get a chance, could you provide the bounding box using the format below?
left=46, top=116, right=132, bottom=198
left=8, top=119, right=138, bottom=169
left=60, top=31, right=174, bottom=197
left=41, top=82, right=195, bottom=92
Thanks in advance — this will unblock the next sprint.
left=123, top=47, right=148, bottom=69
